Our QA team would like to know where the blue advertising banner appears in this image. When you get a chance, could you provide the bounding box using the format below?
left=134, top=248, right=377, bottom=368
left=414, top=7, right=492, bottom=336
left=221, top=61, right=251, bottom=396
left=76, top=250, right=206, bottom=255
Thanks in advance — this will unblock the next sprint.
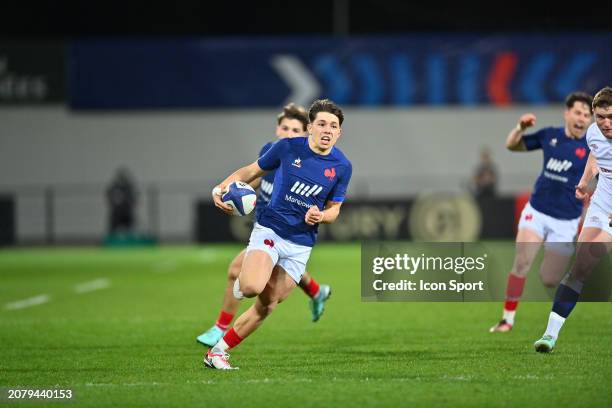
left=69, top=35, right=610, bottom=109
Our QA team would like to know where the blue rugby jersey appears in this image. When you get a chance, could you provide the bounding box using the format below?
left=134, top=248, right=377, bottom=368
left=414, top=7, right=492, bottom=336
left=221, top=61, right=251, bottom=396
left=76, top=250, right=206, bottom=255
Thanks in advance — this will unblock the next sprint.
left=523, top=126, right=589, bottom=219
left=257, top=137, right=352, bottom=247
left=254, top=141, right=275, bottom=221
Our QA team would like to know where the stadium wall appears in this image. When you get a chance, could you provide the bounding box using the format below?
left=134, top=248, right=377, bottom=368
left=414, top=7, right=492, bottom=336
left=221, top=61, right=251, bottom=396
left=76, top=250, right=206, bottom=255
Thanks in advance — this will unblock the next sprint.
left=0, top=106, right=561, bottom=242
left=0, top=105, right=558, bottom=191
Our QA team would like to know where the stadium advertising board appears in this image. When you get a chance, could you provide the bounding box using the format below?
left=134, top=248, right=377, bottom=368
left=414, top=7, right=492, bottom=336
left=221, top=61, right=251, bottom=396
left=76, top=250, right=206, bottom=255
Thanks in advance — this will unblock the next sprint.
left=69, top=34, right=609, bottom=108
left=195, top=195, right=516, bottom=242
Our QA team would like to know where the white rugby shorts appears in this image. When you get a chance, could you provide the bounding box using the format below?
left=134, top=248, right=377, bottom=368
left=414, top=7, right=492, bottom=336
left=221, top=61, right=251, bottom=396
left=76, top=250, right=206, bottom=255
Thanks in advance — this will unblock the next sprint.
left=518, top=202, right=580, bottom=255
left=582, top=200, right=612, bottom=237
left=246, top=223, right=312, bottom=283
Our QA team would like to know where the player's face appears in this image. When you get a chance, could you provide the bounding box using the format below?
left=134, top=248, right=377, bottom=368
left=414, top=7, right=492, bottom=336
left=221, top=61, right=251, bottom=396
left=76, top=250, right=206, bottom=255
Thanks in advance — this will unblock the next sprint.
left=594, top=105, right=612, bottom=139
left=307, top=112, right=342, bottom=153
left=275, top=118, right=306, bottom=139
left=564, top=101, right=592, bottom=138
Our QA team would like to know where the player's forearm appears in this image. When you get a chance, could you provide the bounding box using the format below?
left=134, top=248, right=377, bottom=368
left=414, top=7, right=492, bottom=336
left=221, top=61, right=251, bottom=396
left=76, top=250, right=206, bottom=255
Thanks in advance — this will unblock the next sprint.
left=319, top=206, right=340, bottom=224
left=579, top=153, right=599, bottom=185
left=249, top=177, right=262, bottom=190
left=218, top=162, right=264, bottom=189
left=505, top=125, right=527, bottom=151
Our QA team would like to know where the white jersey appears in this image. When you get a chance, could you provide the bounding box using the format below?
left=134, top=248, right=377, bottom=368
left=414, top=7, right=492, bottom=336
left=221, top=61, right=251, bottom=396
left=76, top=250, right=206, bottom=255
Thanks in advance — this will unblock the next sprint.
left=587, top=123, right=612, bottom=214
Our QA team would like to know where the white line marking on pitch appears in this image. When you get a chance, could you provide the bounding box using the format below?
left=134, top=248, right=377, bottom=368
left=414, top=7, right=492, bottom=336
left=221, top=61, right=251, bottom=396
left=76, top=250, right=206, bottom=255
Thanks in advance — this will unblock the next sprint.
left=74, top=278, right=111, bottom=294
left=4, top=294, right=50, bottom=310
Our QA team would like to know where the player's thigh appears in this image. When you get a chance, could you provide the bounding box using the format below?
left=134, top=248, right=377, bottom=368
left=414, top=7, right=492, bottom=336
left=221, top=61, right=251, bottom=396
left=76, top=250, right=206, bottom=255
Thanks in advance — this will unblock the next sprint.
left=576, top=227, right=612, bottom=262
left=512, top=228, right=544, bottom=273
left=580, top=202, right=612, bottom=244
left=539, top=219, right=578, bottom=284
left=578, top=227, right=612, bottom=243
left=259, top=265, right=298, bottom=306
left=228, top=249, right=247, bottom=280
left=570, top=228, right=612, bottom=280
left=275, top=239, right=311, bottom=285
left=239, top=222, right=282, bottom=293
left=239, top=250, right=275, bottom=294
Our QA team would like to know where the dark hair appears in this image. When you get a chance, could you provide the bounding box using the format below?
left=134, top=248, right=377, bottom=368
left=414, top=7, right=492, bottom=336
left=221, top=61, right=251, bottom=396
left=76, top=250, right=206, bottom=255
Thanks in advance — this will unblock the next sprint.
left=308, top=99, right=344, bottom=126
left=277, top=103, right=309, bottom=131
left=592, top=87, right=612, bottom=109
left=565, top=91, right=593, bottom=112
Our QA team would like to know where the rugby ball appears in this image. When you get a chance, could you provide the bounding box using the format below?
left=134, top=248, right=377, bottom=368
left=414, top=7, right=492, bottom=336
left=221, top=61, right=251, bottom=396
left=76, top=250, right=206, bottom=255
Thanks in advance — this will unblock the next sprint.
left=222, top=181, right=257, bottom=216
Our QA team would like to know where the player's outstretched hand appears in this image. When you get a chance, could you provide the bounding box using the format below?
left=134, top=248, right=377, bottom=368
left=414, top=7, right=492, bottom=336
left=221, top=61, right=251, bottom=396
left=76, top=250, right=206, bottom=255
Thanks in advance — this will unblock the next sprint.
left=518, top=113, right=536, bottom=130
left=305, top=206, right=324, bottom=226
left=575, top=181, right=590, bottom=205
left=212, top=185, right=234, bottom=215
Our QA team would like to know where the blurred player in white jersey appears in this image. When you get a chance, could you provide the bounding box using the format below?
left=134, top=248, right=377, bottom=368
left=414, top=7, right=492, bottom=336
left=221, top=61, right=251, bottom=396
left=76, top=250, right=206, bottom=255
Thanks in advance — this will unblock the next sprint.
left=196, top=104, right=332, bottom=348
left=490, top=92, right=593, bottom=332
left=204, top=99, right=352, bottom=369
left=534, top=87, right=612, bottom=352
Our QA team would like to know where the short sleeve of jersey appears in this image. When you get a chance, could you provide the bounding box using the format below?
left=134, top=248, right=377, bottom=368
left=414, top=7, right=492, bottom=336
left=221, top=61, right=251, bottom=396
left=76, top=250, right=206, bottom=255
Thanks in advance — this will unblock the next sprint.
left=328, top=161, right=352, bottom=202
left=257, top=139, right=289, bottom=171
left=258, top=142, right=274, bottom=158
left=522, top=128, right=545, bottom=151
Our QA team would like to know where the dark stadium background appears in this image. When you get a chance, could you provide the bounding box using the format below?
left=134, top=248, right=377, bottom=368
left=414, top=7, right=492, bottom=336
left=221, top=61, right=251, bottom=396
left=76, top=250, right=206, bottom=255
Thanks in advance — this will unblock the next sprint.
left=2, top=1, right=611, bottom=37
left=1, top=1, right=610, bottom=245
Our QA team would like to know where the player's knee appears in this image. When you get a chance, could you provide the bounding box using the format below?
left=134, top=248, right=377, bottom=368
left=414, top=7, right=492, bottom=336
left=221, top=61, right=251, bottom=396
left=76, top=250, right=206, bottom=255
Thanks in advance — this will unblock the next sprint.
left=241, top=282, right=264, bottom=298
left=539, top=273, right=558, bottom=288
left=571, top=263, right=592, bottom=282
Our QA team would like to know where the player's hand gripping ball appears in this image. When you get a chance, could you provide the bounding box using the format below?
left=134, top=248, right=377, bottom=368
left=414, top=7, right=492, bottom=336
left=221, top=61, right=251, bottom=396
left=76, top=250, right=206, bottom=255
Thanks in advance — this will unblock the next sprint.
left=221, top=181, right=257, bottom=216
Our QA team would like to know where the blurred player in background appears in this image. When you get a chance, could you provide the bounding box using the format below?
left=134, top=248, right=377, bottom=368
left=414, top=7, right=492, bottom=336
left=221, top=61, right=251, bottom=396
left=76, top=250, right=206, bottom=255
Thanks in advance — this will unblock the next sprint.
left=204, top=99, right=352, bottom=369
left=490, top=92, right=593, bottom=333
left=534, top=87, right=612, bottom=352
left=197, top=103, right=332, bottom=348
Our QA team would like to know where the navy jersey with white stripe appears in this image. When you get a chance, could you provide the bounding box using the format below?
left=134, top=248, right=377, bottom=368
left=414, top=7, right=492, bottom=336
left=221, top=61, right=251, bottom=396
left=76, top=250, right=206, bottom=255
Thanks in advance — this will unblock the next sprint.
left=523, top=127, right=589, bottom=219
left=257, top=136, right=352, bottom=247
left=255, top=142, right=275, bottom=221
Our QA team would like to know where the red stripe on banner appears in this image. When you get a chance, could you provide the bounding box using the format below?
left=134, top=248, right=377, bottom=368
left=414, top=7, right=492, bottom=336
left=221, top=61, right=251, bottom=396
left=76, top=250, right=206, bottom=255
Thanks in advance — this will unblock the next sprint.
left=487, top=52, right=518, bottom=106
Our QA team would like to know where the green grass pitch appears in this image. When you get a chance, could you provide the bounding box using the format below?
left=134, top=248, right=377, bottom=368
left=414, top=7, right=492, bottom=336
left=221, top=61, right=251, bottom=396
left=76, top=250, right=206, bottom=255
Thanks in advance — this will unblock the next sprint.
left=1, top=243, right=611, bottom=407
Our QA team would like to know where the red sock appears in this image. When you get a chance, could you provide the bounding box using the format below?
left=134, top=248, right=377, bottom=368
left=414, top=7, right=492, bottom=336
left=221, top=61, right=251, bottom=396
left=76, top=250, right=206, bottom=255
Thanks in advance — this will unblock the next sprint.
left=504, top=274, right=526, bottom=311
left=302, top=278, right=320, bottom=298
left=223, top=328, right=243, bottom=349
left=215, top=310, right=234, bottom=331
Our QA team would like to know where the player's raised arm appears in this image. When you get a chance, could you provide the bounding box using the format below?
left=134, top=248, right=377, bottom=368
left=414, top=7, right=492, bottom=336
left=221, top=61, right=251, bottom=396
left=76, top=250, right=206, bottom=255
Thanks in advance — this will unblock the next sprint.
left=506, top=113, right=536, bottom=151
left=212, top=161, right=265, bottom=214
left=305, top=201, right=343, bottom=226
left=575, top=152, right=599, bottom=202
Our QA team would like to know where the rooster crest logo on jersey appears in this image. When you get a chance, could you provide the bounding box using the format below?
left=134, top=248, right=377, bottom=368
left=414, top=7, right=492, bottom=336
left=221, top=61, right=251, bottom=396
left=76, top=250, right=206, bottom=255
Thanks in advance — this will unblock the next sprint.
left=324, top=167, right=336, bottom=181
left=292, top=158, right=301, bottom=168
